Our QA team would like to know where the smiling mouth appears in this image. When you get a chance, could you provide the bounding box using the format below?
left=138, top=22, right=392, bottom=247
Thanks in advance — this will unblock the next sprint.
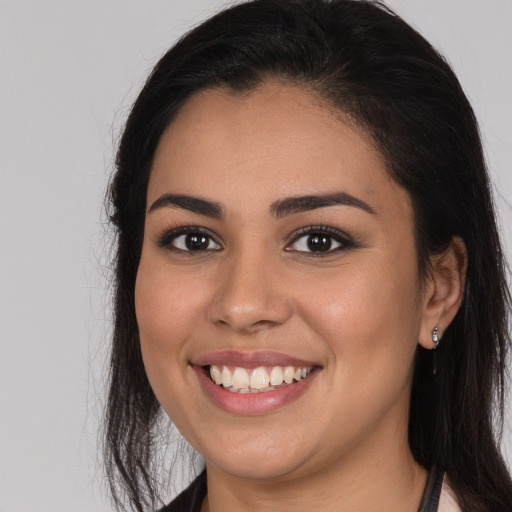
left=206, top=365, right=314, bottom=394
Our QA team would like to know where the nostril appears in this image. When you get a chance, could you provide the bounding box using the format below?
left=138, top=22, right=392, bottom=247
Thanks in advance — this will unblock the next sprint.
left=213, top=317, right=283, bottom=334
left=206, top=261, right=293, bottom=332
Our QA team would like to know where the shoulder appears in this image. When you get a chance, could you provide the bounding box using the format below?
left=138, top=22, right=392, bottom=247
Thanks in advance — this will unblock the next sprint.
left=438, top=478, right=461, bottom=512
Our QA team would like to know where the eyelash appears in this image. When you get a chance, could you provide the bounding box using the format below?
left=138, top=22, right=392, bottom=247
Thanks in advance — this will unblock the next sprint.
left=157, top=226, right=222, bottom=254
left=286, top=225, right=358, bottom=256
left=157, top=224, right=358, bottom=256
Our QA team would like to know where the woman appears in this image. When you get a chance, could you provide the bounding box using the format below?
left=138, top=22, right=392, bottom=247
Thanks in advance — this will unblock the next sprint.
left=103, top=1, right=512, bottom=511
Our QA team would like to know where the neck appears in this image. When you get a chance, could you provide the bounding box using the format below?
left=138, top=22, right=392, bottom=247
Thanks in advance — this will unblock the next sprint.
left=202, top=440, right=427, bottom=512
left=200, top=381, right=427, bottom=512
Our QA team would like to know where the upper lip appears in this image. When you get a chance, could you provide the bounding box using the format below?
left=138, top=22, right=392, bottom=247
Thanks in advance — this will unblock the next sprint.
left=192, top=350, right=320, bottom=368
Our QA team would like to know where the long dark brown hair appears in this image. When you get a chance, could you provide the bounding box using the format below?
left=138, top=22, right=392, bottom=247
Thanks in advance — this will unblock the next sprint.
left=104, top=1, right=512, bottom=510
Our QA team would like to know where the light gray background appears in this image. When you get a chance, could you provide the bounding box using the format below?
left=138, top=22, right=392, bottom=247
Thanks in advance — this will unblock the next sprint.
left=1, top=1, right=510, bottom=510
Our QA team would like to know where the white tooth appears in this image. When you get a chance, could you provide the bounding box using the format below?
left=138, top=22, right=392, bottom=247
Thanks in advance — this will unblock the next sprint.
left=210, top=365, right=222, bottom=385
left=221, top=366, right=233, bottom=387
left=250, top=367, right=269, bottom=390
left=294, top=368, right=302, bottom=381
left=283, top=366, right=294, bottom=384
left=232, top=367, right=250, bottom=390
left=300, top=367, right=307, bottom=379
left=270, top=366, right=284, bottom=386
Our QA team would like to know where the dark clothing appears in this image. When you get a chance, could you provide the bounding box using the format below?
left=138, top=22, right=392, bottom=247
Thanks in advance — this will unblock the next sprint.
left=159, top=470, right=206, bottom=512
left=418, top=464, right=445, bottom=512
left=159, top=464, right=444, bottom=512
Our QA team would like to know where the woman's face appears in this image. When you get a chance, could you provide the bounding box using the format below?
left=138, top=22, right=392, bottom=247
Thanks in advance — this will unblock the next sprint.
left=135, top=83, right=431, bottom=481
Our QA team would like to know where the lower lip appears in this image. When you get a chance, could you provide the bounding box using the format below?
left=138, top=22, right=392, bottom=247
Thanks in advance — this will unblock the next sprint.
left=193, top=365, right=320, bottom=415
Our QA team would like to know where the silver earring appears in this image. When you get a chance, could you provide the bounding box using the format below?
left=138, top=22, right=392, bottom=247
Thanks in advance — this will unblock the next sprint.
left=432, top=326, right=440, bottom=347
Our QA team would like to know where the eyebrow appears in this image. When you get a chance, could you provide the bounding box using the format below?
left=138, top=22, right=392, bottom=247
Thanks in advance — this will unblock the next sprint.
left=148, top=193, right=224, bottom=218
left=270, top=192, right=376, bottom=217
left=148, top=191, right=376, bottom=219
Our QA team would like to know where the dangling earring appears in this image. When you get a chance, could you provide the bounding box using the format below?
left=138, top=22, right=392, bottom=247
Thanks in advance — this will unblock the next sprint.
left=432, top=326, right=440, bottom=375
left=432, top=326, right=440, bottom=348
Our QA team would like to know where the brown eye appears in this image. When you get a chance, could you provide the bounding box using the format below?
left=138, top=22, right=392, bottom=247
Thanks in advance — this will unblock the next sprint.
left=185, top=234, right=209, bottom=250
left=289, top=233, right=342, bottom=253
left=167, top=232, right=221, bottom=252
left=307, top=234, right=333, bottom=252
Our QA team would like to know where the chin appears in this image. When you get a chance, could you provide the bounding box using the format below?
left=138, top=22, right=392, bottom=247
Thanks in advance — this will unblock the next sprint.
left=197, top=427, right=310, bottom=481
left=209, top=454, right=304, bottom=482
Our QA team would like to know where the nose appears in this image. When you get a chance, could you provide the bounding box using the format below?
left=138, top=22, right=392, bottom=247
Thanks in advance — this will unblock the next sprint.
left=207, top=249, right=293, bottom=334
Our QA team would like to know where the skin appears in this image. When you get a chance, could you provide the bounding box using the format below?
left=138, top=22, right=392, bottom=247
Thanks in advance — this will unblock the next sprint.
left=135, top=83, right=465, bottom=511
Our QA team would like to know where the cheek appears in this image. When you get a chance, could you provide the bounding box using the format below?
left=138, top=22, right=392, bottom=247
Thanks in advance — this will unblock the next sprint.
left=134, top=255, right=206, bottom=367
left=295, top=252, right=422, bottom=377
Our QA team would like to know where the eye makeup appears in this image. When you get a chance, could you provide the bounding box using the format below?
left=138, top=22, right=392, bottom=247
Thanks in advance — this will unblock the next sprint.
left=286, top=224, right=360, bottom=257
left=157, top=225, right=222, bottom=254
left=155, top=222, right=360, bottom=258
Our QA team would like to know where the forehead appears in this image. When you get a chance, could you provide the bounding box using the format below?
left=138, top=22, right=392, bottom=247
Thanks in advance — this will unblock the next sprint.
left=148, top=83, right=411, bottom=220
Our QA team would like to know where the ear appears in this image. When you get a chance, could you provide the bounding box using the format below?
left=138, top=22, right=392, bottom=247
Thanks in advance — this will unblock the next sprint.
left=418, top=237, right=467, bottom=350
